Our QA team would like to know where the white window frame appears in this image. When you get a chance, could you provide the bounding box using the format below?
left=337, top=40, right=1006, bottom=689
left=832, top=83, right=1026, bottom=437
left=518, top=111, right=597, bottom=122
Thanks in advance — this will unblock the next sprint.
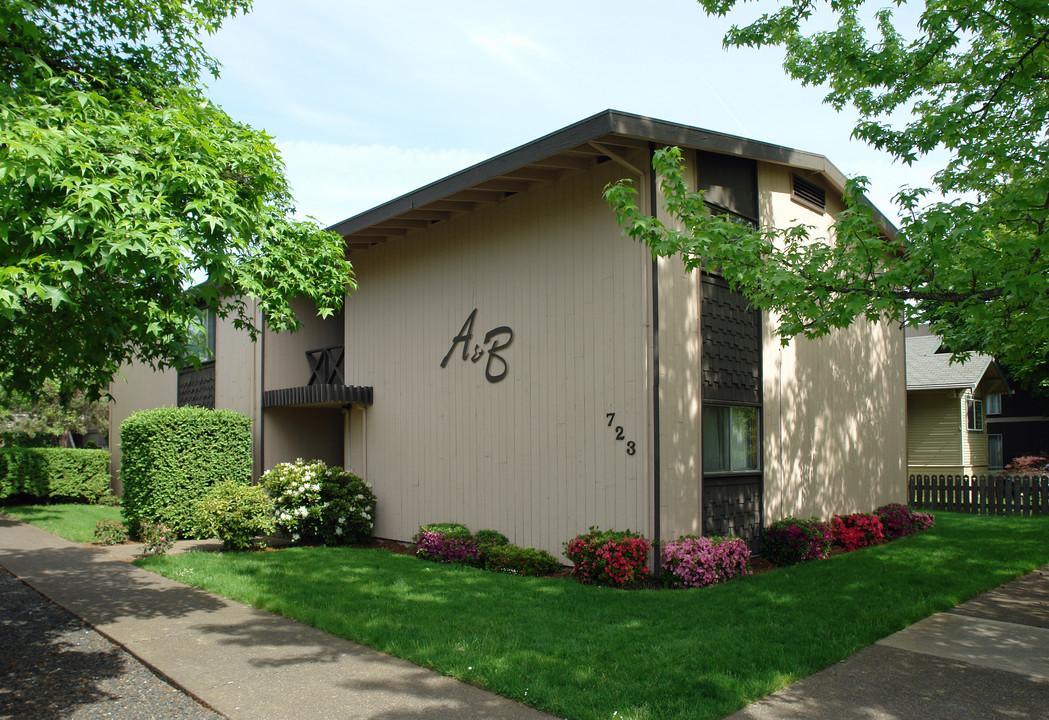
left=967, top=397, right=984, bottom=432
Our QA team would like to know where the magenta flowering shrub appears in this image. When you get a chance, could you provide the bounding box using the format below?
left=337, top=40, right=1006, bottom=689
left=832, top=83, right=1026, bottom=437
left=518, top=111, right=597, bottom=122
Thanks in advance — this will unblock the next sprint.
left=761, top=516, right=832, bottom=567
left=413, top=529, right=483, bottom=566
left=563, top=527, right=650, bottom=589
left=660, top=536, right=751, bottom=589
left=874, top=503, right=936, bottom=540
left=831, top=513, right=885, bottom=552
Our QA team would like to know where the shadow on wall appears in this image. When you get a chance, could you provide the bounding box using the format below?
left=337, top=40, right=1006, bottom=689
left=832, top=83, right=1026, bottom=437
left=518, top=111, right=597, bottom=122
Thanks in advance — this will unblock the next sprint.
left=263, top=405, right=344, bottom=470
left=658, top=259, right=702, bottom=540
left=765, top=319, right=906, bottom=521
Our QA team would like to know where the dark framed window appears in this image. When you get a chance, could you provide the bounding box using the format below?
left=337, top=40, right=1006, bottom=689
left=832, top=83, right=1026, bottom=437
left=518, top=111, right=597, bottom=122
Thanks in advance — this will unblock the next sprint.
left=967, top=398, right=984, bottom=432
left=187, top=307, right=216, bottom=359
left=988, top=434, right=1004, bottom=470
left=986, top=393, right=1002, bottom=415
left=703, top=404, right=760, bottom=472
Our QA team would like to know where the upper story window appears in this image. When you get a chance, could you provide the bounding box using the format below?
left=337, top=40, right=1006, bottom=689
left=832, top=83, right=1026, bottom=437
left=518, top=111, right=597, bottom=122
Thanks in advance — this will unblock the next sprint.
left=986, top=393, right=1002, bottom=415
left=967, top=397, right=984, bottom=432
left=703, top=404, right=760, bottom=472
left=186, top=307, right=216, bottom=361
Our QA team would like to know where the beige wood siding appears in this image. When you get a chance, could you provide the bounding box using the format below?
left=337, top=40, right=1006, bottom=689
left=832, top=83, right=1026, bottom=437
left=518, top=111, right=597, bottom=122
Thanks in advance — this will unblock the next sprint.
left=655, top=150, right=703, bottom=541
left=341, top=160, right=651, bottom=557
left=757, top=162, right=907, bottom=519
left=263, top=298, right=344, bottom=392
left=264, top=406, right=344, bottom=469
left=907, top=389, right=963, bottom=473
left=108, top=362, right=178, bottom=494
left=214, top=302, right=263, bottom=476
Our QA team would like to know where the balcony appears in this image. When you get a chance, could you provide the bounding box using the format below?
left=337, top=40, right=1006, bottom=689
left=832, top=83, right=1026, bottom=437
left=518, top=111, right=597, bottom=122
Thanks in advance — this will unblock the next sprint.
left=261, top=346, right=373, bottom=408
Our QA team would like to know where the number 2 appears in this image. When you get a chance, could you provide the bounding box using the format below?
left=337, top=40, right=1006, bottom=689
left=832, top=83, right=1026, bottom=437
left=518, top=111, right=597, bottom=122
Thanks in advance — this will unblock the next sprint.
left=615, top=426, right=625, bottom=440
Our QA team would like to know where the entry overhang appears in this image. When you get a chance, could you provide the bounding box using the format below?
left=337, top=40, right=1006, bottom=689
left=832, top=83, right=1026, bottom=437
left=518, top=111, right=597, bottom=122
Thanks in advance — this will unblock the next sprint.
left=262, top=384, right=373, bottom=408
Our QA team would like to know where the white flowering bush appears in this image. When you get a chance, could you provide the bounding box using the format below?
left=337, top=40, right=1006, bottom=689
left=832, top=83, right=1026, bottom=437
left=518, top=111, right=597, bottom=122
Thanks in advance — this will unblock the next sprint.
left=261, top=459, right=376, bottom=545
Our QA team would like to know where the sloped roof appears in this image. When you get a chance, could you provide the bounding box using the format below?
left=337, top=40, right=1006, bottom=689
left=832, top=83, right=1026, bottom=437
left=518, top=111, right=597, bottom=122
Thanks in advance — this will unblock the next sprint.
left=328, top=109, right=897, bottom=248
left=906, top=335, right=1009, bottom=393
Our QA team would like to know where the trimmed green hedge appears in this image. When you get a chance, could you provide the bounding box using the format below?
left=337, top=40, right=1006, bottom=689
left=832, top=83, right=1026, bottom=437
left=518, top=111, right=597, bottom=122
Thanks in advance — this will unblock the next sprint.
left=120, top=406, right=252, bottom=539
left=0, top=447, right=111, bottom=503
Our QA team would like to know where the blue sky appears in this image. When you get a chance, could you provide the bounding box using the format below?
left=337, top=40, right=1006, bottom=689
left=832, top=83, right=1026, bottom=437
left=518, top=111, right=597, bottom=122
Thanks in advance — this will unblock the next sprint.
left=201, top=0, right=929, bottom=228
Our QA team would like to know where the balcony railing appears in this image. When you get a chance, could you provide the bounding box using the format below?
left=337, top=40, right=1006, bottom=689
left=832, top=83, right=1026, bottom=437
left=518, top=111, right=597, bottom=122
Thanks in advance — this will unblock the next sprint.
left=305, top=346, right=344, bottom=386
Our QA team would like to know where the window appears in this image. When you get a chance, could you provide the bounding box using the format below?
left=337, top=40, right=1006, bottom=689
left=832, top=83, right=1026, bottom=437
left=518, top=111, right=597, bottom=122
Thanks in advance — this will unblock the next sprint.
left=703, top=404, right=759, bottom=472
left=187, top=307, right=216, bottom=359
left=967, top=398, right=984, bottom=432
left=986, top=393, right=1002, bottom=415
left=988, top=434, right=1004, bottom=470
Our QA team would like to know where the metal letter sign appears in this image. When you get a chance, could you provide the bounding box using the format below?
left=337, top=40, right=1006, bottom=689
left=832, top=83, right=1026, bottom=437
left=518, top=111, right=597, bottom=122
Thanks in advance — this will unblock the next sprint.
left=440, top=308, right=514, bottom=383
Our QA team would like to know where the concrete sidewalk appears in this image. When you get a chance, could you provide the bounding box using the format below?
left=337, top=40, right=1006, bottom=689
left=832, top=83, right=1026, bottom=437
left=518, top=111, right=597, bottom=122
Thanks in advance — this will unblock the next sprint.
left=725, top=565, right=1049, bottom=719
left=0, top=515, right=557, bottom=720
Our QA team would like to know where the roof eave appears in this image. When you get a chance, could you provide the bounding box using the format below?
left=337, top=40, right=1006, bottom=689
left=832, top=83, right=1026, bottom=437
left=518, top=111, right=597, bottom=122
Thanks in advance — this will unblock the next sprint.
left=327, top=109, right=898, bottom=241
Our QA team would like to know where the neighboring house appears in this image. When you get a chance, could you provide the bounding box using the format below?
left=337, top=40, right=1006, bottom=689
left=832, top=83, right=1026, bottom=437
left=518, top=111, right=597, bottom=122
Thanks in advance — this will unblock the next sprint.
left=111, top=109, right=907, bottom=558
left=985, top=382, right=1049, bottom=471
left=905, top=331, right=1010, bottom=477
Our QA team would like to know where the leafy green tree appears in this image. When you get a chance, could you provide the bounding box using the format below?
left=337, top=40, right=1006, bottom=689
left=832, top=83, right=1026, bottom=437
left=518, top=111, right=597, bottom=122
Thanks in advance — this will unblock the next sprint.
left=0, top=380, right=108, bottom=447
left=1, top=0, right=355, bottom=398
left=606, top=0, right=1049, bottom=388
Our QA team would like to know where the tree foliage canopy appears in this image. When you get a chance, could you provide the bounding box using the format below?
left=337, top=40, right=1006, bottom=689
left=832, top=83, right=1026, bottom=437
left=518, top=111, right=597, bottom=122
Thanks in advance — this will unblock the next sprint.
left=0, top=379, right=108, bottom=447
left=1, top=0, right=355, bottom=397
left=606, top=0, right=1049, bottom=387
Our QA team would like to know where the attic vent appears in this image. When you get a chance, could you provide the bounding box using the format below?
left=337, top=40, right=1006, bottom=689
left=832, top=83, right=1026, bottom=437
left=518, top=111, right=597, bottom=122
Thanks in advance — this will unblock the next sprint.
left=792, top=174, right=826, bottom=213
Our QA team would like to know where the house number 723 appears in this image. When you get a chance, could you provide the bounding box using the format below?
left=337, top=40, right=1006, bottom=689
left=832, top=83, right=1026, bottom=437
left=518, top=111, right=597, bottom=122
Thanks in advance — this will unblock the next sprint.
left=605, top=413, right=636, bottom=455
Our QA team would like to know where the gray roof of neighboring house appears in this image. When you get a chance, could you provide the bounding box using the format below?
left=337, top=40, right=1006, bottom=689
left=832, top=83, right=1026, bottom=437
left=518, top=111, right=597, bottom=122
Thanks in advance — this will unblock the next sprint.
left=906, top=335, right=1009, bottom=392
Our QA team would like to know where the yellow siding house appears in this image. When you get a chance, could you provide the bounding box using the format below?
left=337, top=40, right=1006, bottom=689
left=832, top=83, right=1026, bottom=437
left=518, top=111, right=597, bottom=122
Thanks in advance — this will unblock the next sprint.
left=906, top=331, right=1010, bottom=478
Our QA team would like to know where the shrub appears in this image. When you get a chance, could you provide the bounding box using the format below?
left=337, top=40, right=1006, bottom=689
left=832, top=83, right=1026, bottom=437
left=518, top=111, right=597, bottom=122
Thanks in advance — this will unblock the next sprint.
left=761, top=516, right=832, bottom=567
left=263, top=459, right=376, bottom=545
left=139, top=521, right=175, bottom=555
left=474, top=528, right=510, bottom=547
left=831, top=513, right=885, bottom=552
left=413, top=529, right=483, bottom=565
left=0, top=447, right=110, bottom=503
left=194, top=479, right=275, bottom=551
left=413, top=522, right=472, bottom=541
left=660, top=535, right=752, bottom=589
left=483, top=544, right=561, bottom=576
left=874, top=503, right=936, bottom=540
left=1001, top=456, right=1049, bottom=476
left=120, top=406, right=252, bottom=538
left=94, top=519, right=129, bottom=545
left=563, top=527, right=651, bottom=589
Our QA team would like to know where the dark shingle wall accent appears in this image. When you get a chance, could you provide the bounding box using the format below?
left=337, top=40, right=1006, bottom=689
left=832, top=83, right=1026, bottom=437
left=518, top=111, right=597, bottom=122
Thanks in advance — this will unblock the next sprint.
left=701, top=274, right=761, bottom=404
left=177, top=363, right=215, bottom=409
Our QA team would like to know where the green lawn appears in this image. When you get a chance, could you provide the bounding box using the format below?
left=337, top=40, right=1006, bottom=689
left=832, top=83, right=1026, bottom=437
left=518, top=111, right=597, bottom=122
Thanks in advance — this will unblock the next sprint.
left=136, top=513, right=1049, bottom=720
left=2, top=503, right=121, bottom=543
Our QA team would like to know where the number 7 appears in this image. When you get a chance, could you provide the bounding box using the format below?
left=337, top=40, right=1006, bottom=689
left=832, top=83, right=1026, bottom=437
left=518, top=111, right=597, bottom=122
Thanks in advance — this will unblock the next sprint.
left=606, top=412, right=615, bottom=427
